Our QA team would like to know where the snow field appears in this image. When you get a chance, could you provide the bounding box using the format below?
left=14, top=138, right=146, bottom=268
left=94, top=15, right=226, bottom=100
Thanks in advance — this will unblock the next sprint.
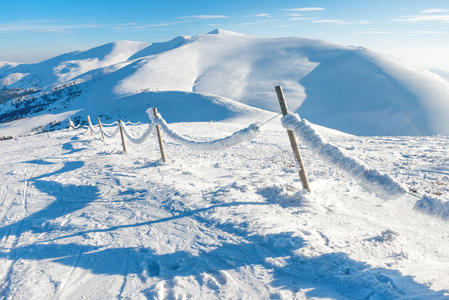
left=0, top=122, right=448, bottom=299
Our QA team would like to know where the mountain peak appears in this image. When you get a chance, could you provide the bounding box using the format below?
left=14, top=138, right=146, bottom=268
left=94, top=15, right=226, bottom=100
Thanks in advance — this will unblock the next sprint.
left=206, top=28, right=245, bottom=36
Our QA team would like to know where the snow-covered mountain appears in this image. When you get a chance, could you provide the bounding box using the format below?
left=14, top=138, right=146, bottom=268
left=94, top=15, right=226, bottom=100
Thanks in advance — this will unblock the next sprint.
left=1, top=30, right=449, bottom=299
left=432, top=69, right=449, bottom=82
left=1, top=29, right=449, bottom=136
left=0, top=40, right=149, bottom=87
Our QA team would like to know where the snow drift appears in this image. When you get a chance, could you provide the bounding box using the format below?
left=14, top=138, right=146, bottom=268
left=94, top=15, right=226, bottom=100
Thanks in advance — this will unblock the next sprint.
left=2, top=29, right=449, bottom=135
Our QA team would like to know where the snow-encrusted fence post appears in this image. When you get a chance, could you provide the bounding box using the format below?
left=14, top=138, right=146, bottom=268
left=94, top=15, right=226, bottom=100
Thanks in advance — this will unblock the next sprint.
left=87, top=115, right=94, bottom=135
left=275, top=85, right=311, bottom=192
left=152, top=108, right=167, bottom=162
left=97, top=117, right=105, bottom=140
left=119, top=120, right=128, bottom=153
left=68, top=118, right=76, bottom=130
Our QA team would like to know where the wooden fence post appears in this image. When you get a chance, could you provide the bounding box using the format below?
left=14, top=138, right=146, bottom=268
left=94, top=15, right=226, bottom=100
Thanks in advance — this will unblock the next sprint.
left=97, top=117, right=105, bottom=140
left=119, top=120, right=127, bottom=153
left=68, top=118, right=75, bottom=130
left=275, top=85, right=311, bottom=192
left=153, top=108, right=167, bottom=163
left=87, top=115, right=93, bottom=135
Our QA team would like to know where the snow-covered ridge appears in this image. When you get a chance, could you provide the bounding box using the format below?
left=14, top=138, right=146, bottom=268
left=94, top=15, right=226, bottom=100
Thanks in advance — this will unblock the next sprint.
left=431, top=69, right=449, bottom=83
left=0, top=40, right=149, bottom=87
left=1, top=29, right=449, bottom=136
left=129, top=36, right=191, bottom=60
left=0, top=61, right=18, bottom=69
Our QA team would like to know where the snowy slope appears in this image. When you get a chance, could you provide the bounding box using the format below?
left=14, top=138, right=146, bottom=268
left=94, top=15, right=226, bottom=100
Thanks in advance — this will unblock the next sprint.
left=0, top=111, right=76, bottom=137
left=432, top=69, right=449, bottom=81
left=0, top=40, right=149, bottom=87
left=0, top=122, right=448, bottom=299
left=0, top=61, right=17, bottom=70
left=2, top=29, right=449, bottom=136
left=70, top=91, right=273, bottom=125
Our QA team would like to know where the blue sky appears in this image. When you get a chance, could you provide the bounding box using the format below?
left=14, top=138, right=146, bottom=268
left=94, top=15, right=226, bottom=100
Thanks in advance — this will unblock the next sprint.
left=1, top=0, right=448, bottom=70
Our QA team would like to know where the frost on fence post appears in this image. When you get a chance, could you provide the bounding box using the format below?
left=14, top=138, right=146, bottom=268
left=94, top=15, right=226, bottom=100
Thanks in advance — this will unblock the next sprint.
left=97, top=117, right=105, bottom=140
left=275, top=85, right=311, bottom=192
left=153, top=108, right=167, bottom=162
left=68, top=118, right=75, bottom=130
left=87, top=115, right=94, bottom=135
left=119, top=120, right=128, bottom=153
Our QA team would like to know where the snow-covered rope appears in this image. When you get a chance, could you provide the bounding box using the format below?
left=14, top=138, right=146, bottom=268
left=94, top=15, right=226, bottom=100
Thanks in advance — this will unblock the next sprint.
left=68, top=119, right=81, bottom=129
left=102, top=121, right=119, bottom=127
left=100, top=123, right=120, bottom=138
left=87, top=118, right=100, bottom=135
left=125, top=120, right=142, bottom=126
left=414, top=195, right=449, bottom=220
left=281, top=113, right=405, bottom=197
left=120, top=121, right=155, bottom=144
left=147, top=109, right=261, bottom=151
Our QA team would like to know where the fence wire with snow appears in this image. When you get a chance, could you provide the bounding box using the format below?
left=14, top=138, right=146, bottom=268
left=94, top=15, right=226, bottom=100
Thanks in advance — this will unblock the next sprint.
left=153, top=114, right=260, bottom=151
left=83, top=108, right=262, bottom=151
left=73, top=106, right=409, bottom=200
left=281, top=112, right=405, bottom=197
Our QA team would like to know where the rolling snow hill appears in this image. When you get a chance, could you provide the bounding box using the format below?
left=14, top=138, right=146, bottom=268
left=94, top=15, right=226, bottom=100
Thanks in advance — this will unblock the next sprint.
left=1, top=29, right=449, bottom=136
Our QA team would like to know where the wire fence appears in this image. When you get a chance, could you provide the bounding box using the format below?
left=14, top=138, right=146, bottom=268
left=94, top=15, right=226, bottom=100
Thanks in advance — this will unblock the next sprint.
left=67, top=85, right=430, bottom=205
left=69, top=105, right=409, bottom=198
left=78, top=108, right=263, bottom=151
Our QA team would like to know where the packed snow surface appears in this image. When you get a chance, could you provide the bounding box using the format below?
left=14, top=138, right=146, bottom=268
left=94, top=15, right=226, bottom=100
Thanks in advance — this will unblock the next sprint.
left=0, top=119, right=449, bottom=299
left=2, top=29, right=449, bottom=135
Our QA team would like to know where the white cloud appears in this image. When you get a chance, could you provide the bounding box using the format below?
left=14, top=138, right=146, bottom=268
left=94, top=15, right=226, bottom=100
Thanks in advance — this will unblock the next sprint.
left=131, top=22, right=185, bottom=29
left=393, top=14, right=449, bottom=22
left=289, top=17, right=315, bottom=21
left=406, top=30, right=446, bottom=34
left=235, top=19, right=277, bottom=26
left=394, top=8, right=449, bottom=22
left=420, top=9, right=449, bottom=14
left=355, top=31, right=394, bottom=34
left=176, top=15, right=227, bottom=19
left=312, top=19, right=353, bottom=24
left=111, top=21, right=188, bottom=31
left=253, top=13, right=272, bottom=18
left=355, top=30, right=446, bottom=35
left=0, top=20, right=101, bottom=32
left=281, top=7, right=325, bottom=12
left=117, top=22, right=137, bottom=26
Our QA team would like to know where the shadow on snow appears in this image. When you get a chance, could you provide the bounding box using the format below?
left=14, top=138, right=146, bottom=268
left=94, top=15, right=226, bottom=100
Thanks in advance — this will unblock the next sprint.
left=0, top=160, right=447, bottom=299
left=2, top=209, right=448, bottom=299
left=0, top=160, right=98, bottom=239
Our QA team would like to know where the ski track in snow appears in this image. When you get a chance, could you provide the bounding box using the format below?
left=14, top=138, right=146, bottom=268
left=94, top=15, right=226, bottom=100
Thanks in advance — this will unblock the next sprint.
left=0, top=123, right=448, bottom=299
